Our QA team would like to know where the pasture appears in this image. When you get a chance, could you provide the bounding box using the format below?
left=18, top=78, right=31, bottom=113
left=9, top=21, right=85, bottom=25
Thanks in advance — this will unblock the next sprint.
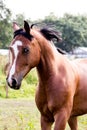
left=0, top=55, right=87, bottom=130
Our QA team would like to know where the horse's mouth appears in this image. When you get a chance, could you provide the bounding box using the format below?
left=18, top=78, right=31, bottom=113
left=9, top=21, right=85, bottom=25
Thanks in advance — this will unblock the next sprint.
left=7, top=82, right=21, bottom=90
left=10, top=84, right=21, bottom=90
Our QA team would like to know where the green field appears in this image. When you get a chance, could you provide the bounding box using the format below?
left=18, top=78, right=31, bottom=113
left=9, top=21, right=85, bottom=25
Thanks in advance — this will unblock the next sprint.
left=0, top=55, right=87, bottom=130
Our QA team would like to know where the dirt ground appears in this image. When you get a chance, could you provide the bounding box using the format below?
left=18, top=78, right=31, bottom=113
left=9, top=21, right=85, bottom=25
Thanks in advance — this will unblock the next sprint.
left=0, top=99, right=40, bottom=130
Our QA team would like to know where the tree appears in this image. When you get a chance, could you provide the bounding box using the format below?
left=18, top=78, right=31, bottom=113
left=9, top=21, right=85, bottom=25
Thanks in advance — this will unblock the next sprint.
left=42, top=14, right=87, bottom=52
left=0, top=0, right=12, bottom=48
left=58, top=14, right=87, bottom=52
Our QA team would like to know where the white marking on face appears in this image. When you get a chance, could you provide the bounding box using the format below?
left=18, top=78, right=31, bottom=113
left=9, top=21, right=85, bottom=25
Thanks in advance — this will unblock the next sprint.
left=8, top=40, right=22, bottom=86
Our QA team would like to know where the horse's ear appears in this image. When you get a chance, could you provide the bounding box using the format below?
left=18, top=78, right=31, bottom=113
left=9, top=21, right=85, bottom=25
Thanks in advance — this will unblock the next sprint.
left=13, top=22, right=20, bottom=31
left=24, top=21, right=30, bottom=35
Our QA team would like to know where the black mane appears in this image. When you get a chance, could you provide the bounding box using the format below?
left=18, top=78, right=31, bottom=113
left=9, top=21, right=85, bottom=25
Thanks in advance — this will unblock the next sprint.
left=40, top=28, right=66, bottom=54
left=40, top=28, right=62, bottom=42
left=14, top=28, right=33, bottom=40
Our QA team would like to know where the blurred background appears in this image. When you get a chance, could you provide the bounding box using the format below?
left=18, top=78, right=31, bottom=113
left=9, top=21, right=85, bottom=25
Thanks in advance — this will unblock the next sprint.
left=0, top=1, right=87, bottom=130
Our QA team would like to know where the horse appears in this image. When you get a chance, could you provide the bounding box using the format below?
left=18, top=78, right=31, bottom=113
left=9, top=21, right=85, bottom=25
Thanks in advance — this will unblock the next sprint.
left=6, top=21, right=87, bottom=130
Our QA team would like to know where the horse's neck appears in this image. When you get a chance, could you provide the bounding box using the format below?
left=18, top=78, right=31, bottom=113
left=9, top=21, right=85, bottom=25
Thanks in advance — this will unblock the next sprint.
left=37, top=40, right=61, bottom=83
left=31, top=29, right=63, bottom=82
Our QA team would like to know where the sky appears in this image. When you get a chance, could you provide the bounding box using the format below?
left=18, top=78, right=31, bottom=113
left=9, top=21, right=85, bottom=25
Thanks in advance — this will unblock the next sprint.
left=5, top=0, right=87, bottom=20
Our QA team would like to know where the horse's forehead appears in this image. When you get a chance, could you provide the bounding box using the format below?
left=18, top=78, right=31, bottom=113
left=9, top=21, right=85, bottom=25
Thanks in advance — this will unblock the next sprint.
left=12, top=40, right=22, bottom=47
left=10, top=40, right=23, bottom=56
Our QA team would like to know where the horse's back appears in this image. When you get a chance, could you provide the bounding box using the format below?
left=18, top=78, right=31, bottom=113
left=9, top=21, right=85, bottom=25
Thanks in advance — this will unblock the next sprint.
left=71, top=58, right=87, bottom=116
left=73, top=58, right=87, bottom=79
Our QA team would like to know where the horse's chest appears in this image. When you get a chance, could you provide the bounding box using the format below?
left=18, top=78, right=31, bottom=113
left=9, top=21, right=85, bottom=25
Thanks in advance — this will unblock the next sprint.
left=35, top=83, right=68, bottom=115
left=35, top=85, right=49, bottom=112
left=35, top=86, right=53, bottom=121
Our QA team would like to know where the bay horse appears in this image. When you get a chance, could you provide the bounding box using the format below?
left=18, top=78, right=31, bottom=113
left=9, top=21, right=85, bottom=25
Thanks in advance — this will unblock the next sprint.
left=7, top=21, right=87, bottom=130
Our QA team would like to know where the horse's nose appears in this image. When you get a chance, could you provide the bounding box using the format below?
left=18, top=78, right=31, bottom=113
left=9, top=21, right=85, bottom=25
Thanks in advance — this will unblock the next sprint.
left=6, top=77, right=20, bottom=90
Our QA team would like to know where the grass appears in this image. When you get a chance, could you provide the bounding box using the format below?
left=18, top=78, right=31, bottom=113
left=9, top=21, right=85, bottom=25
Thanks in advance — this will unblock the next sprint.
left=0, top=55, right=87, bottom=130
left=0, top=71, right=37, bottom=99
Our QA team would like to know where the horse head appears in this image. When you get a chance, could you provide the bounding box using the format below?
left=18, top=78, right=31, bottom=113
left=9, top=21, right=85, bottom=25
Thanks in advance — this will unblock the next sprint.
left=7, top=21, right=41, bottom=89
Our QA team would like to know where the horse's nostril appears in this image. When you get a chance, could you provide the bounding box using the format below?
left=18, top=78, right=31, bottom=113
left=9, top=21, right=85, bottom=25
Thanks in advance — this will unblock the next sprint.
left=12, top=78, right=17, bottom=87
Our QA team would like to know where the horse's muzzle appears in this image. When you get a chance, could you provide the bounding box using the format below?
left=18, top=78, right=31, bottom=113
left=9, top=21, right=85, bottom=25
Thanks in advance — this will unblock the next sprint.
left=6, top=77, right=21, bottom=90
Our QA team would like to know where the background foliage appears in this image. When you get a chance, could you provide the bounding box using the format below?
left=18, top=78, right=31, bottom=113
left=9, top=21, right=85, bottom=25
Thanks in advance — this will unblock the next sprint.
left=1, top=0, right=87, bottom=51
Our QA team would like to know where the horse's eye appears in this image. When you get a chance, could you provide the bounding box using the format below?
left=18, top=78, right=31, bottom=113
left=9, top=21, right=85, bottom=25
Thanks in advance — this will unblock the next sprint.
left=22, top=47, right=29, bottom=54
